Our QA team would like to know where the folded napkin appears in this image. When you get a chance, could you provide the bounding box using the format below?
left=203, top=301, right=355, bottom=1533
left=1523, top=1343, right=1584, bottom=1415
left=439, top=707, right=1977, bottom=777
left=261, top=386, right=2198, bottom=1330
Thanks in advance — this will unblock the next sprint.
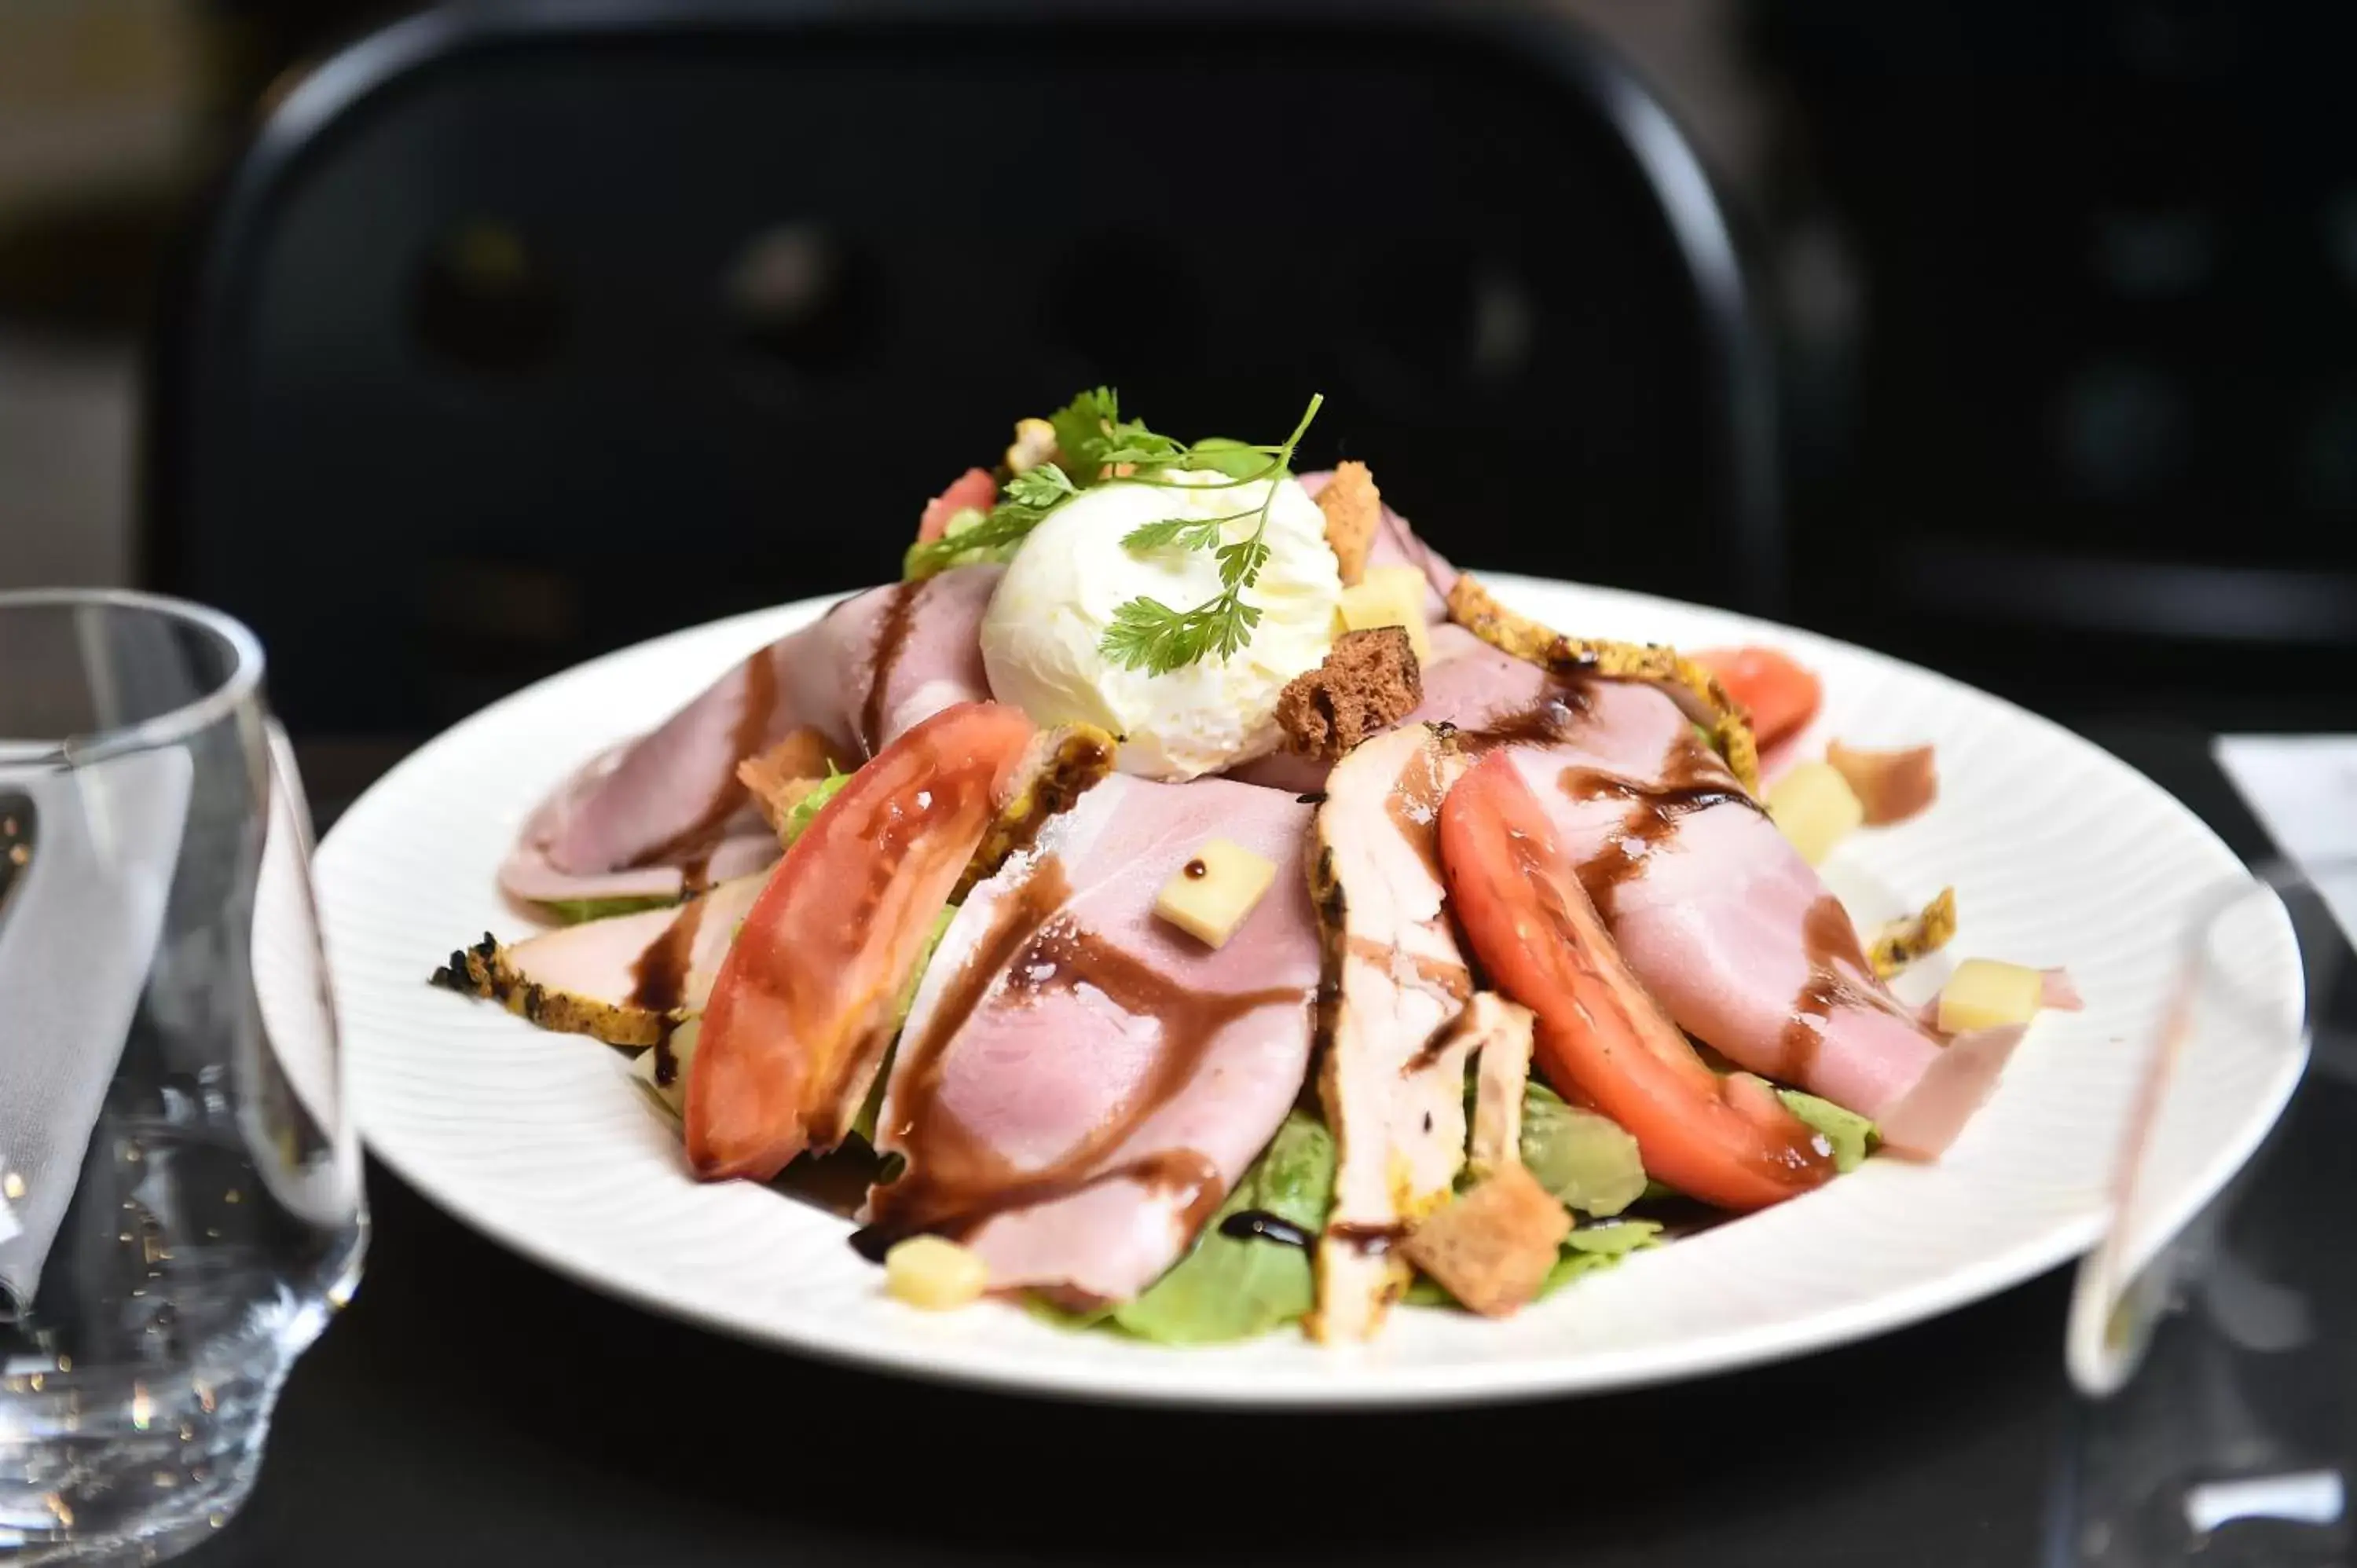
left=2214, top=735, right=2357, bottom=952
left=0, top=746, right=191, bottom=1320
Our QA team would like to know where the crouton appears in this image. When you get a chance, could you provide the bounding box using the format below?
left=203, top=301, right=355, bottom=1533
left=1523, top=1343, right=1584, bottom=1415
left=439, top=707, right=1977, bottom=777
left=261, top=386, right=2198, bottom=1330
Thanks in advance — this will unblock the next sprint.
left=1274, top=628, right=1423, bottom=759
left=1444, top=574, right=1759, bottom=791
left=735, top=727, right=841, bottom=835
left=1401, top=1162, right=1570, bottom=1317
left=1315, top=460, right=1383, bottom=585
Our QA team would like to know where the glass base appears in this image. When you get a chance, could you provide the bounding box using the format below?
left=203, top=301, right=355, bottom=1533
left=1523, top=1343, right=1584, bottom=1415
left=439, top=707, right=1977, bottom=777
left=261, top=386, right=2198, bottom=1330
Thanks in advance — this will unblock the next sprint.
left=1, top=1233, right=361, bottom=1566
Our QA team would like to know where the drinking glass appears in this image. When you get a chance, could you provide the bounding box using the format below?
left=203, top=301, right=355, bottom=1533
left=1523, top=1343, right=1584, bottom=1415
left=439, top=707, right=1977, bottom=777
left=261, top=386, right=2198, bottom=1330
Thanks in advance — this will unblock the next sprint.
left=0, top=590, right=366, bottom=1563
left=2053, top=856, right=2356, bottom=1566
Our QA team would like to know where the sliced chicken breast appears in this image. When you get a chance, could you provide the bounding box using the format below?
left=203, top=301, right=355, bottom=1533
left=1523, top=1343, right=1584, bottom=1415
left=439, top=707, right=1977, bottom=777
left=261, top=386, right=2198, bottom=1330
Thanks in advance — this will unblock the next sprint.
left=1306, top=724, right=1477, bottom=1343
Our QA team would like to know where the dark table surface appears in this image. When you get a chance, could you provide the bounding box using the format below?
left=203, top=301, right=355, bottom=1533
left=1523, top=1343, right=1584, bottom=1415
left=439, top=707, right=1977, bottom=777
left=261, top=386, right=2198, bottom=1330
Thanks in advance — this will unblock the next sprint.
left=177, top=721, right=2350, bottom=1568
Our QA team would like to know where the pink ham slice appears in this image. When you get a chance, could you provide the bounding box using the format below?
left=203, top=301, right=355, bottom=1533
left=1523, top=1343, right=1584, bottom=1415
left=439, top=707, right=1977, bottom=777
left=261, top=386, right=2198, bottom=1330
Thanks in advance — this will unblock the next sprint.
left=500, top=565, right=999, bottom=908
left=862, top=774, right=1320, bottom=1304
left=1483, top=677, right=2017, bottom=1156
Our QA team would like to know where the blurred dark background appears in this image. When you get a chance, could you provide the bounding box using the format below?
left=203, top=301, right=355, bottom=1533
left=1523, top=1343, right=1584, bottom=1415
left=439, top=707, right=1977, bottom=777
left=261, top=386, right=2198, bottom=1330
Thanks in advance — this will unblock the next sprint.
left=4, top=0, right=2352, bottom=757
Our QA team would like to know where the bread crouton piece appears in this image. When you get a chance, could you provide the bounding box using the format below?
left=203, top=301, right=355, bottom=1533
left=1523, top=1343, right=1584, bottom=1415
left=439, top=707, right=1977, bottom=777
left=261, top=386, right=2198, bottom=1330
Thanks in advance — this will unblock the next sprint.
left=1274, top=628, right=1423, bottom=759
left=735, top=727, right=840, bottom=836
left=1444, top=574, right=1760, bottom=792
left=1401, top=1162, right=1571, bottom=1317
left=1315, top=460, right=1384, bottom=585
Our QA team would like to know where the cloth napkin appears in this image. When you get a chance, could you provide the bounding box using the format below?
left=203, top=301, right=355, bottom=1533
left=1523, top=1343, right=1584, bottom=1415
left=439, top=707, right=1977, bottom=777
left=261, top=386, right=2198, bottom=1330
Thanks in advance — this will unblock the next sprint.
left=2213, top=735, right=2357, bottom=952
left=0, top=746, right=191, bottom=1320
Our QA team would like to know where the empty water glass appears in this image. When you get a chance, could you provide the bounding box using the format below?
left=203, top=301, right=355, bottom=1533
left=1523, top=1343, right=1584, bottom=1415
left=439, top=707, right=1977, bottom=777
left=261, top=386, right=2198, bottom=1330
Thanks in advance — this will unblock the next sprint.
left=0, top=590, right=366, bottom=1563
left=2054, top=857, right=2355, bottom=1566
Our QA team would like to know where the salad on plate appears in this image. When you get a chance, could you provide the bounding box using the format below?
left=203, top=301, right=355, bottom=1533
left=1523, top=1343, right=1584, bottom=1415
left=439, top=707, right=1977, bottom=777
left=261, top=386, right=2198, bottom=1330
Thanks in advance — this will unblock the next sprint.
left=431, top=390, right=2078, bottom=1344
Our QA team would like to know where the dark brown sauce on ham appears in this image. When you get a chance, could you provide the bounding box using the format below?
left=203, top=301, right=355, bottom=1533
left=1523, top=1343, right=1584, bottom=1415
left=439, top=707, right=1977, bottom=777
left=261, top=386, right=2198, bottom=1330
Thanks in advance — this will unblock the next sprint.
left=1383, top=738, right=1450, bottom=882
left=1563, top=726, right=1761, bottom=918
left=859, top=581, right=921, bottom=756
left=860, top=853, right=1306, bottom=1254
left=1775, top=894, right=1908, bottom=1081
left=627, top=896, right=708, bottom=1017
left=1457, top=683, right=1595, bottom=751
left=627, top=649, right=779, bottom=870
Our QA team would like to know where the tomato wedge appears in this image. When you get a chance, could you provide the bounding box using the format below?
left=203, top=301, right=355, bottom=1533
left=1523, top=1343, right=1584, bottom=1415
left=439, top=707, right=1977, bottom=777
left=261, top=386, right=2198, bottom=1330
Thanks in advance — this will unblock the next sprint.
left=1438, top=752, right=1834, bottom=1211
left=916, top=468, right=998, bottom=544
left=686, top=700, right=1035, bottom=1181
left=1692, top=646, right=1822, bottom=750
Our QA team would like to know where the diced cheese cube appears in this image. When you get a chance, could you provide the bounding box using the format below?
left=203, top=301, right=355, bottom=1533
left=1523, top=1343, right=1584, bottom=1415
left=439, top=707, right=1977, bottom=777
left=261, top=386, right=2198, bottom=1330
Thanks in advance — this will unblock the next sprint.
left=1153, top=838, right=1277, bottom=948
left=885, top=1235, right=988, bottom=1310
left=1765, top=760, right=1864, bottom=865
left=1336, top=566, right=1433, bottom=663
left=1937, top=958, right=2045, bottom=1034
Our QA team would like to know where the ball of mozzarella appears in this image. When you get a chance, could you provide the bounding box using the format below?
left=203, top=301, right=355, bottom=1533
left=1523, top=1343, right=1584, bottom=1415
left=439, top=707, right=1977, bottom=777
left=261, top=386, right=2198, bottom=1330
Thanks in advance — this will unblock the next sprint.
left=980, top=471, right=1341, bottom=780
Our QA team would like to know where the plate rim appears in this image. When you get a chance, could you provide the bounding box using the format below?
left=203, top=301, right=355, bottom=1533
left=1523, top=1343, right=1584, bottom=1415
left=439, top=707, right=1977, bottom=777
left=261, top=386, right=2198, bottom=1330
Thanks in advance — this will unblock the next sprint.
left=319, top=570, right=2304, bottom=1407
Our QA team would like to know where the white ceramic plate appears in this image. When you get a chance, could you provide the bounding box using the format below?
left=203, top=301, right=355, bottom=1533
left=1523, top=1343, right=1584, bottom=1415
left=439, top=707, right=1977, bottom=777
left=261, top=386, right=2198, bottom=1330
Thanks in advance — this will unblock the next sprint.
left=302, top=573, right=2306, bottom=1406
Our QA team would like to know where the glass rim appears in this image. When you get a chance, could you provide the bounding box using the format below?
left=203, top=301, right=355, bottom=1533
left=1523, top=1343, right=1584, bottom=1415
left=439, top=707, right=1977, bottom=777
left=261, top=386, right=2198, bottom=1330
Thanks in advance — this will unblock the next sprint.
left=0, top=587, right=267, bottom=767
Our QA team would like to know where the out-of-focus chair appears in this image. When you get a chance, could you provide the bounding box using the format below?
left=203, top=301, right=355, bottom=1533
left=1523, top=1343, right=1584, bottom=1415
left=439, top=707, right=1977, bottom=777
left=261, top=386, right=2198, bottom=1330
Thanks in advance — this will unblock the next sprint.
left=145, top=0, right=1776, bottom=737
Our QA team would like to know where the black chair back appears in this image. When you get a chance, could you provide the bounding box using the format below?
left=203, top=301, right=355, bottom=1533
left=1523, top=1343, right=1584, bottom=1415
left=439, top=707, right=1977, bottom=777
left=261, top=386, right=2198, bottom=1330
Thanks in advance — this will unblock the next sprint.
left=148, top=0, right=1776, bottom=736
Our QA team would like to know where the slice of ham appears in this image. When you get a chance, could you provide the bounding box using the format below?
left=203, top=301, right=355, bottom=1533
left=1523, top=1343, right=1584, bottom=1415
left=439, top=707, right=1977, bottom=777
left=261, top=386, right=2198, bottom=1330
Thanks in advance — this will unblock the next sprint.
left=1825, top=740, right=1938, bottom=826
left=1307, top=724, right=1477, bottom=1343
left=500, top=566, right=999, bottom=907
left=863, top=775, right=1320, bottom=1304
left=1484, top=677, right=2017, bottom=1157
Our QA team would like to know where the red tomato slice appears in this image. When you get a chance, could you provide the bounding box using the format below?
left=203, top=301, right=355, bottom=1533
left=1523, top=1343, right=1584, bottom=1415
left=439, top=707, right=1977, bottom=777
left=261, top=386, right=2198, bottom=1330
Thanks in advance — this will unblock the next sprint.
left=1438, top=751, right=1834, bottom=1211
left=916, top=468, right=998, bottom=544
left=1692, top=646, right=1822, bottom=749
left=686, top=701, right=1035, bottom=1181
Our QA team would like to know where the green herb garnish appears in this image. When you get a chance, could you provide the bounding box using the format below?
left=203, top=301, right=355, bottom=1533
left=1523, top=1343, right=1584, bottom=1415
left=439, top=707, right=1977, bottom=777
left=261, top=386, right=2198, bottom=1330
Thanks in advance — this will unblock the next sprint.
left=902, top=386, right=1329, bottom=677
left=1098, top=392, right=1324, bottom=676
left=901, top=458, right=1080, bottom=581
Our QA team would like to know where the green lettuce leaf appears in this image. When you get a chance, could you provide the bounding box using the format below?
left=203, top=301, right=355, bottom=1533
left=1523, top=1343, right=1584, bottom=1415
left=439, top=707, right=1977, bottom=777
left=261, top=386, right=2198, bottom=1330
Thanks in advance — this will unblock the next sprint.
left=849, top=903, right=959, bottom=1146
left=1541, top=1218, right=1665, bottom=1296
left=1776, top=1088, right=1877, bottom=1173
left=536, top=895, right=677, bottom=925
left=1519, top=1083, right=1648, bottom=1217
left=780, top=764, right=852, bottom=847
left=1106, top=1112, right=1335, bottom=1345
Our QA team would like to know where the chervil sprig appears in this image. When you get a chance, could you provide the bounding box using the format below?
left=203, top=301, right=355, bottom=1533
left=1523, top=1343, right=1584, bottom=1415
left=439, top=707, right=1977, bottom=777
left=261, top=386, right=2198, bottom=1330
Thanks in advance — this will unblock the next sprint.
left=902, top=462, right=1077, bottom=581
left=1097, top=392, right=1324, bottom=676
